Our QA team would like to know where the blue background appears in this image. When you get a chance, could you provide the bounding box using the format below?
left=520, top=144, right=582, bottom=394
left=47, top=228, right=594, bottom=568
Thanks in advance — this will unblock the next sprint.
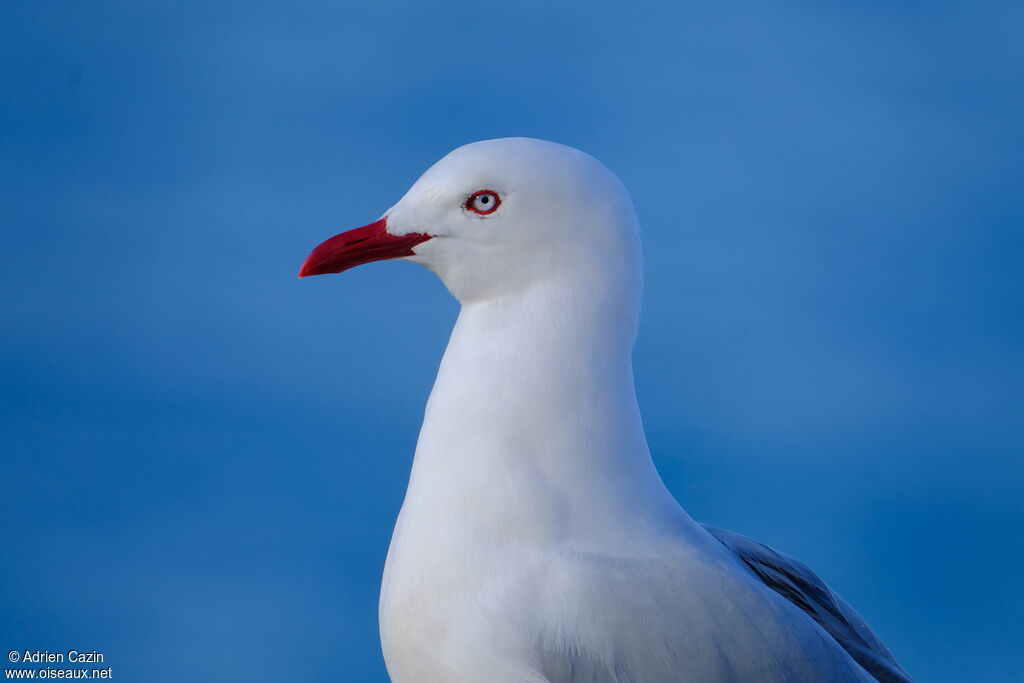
left=2, top=2, right=1021, bottom=681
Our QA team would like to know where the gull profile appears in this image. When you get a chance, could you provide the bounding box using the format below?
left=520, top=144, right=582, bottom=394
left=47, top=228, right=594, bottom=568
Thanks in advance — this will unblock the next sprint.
left=299, top=138, right=911, bottom=683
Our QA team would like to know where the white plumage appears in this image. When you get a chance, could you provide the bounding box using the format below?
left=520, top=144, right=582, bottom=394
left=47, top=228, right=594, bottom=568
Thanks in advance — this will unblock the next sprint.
left=301, top=138, right=910, bottom=682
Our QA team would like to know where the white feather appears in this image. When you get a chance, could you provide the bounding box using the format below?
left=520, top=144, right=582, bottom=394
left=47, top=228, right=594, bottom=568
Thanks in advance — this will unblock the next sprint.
left=369, top=138, right=904, bottom=682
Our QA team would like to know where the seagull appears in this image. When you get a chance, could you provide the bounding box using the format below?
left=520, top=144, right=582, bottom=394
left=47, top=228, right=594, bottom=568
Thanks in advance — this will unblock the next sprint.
left=299, top=138, right=912, bottom=683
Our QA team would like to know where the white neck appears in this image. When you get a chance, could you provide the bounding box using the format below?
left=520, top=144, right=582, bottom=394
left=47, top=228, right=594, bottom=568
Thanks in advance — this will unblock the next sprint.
left=401, top=275, right=689, bottom=547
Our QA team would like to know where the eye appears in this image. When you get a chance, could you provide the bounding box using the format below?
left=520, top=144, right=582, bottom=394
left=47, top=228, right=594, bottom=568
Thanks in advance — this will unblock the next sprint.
left=465, top=189, right=501, bottom=215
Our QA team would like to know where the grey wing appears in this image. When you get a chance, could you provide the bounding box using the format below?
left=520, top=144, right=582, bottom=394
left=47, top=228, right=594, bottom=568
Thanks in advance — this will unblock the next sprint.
left=702, top=524, right=913, bottom=683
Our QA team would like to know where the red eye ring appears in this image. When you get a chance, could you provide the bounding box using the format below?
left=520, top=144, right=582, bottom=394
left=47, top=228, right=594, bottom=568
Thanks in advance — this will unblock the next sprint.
left=465, top=189, right=501, bottom=215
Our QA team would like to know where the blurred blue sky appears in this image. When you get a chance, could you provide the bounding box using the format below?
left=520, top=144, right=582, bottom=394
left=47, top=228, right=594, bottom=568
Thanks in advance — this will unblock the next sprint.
left=2, top=2, right=1021, bottom=681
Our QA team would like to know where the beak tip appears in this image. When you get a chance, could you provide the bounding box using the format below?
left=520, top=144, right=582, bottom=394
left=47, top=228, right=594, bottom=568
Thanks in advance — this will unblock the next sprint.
left=298, top=255, right=324, bottom=279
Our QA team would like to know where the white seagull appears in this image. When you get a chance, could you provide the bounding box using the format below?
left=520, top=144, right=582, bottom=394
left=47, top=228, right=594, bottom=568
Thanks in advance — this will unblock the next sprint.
left=299, top=138, right=911, bottom=683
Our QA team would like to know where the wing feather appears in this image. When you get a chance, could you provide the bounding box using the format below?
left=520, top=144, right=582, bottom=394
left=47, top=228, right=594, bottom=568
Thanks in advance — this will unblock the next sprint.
left=702, top=524, right=912, bottom=683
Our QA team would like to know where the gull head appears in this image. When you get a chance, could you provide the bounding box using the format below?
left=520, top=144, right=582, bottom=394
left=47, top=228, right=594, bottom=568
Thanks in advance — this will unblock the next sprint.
left=299, top=137, right=642, bottom=306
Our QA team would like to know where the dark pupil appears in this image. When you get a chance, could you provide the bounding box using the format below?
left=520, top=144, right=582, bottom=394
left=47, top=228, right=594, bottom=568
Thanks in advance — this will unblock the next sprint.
left=479, top=195, right=490, bottom=205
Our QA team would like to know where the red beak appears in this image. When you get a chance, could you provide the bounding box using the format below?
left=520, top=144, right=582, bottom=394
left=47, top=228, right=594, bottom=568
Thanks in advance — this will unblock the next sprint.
left=298, top=217, right=432, bottom=278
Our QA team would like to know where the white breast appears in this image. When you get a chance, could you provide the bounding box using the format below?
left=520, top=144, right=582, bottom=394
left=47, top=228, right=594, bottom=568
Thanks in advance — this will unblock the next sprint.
left=377, top=294, right=872, bottom=683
